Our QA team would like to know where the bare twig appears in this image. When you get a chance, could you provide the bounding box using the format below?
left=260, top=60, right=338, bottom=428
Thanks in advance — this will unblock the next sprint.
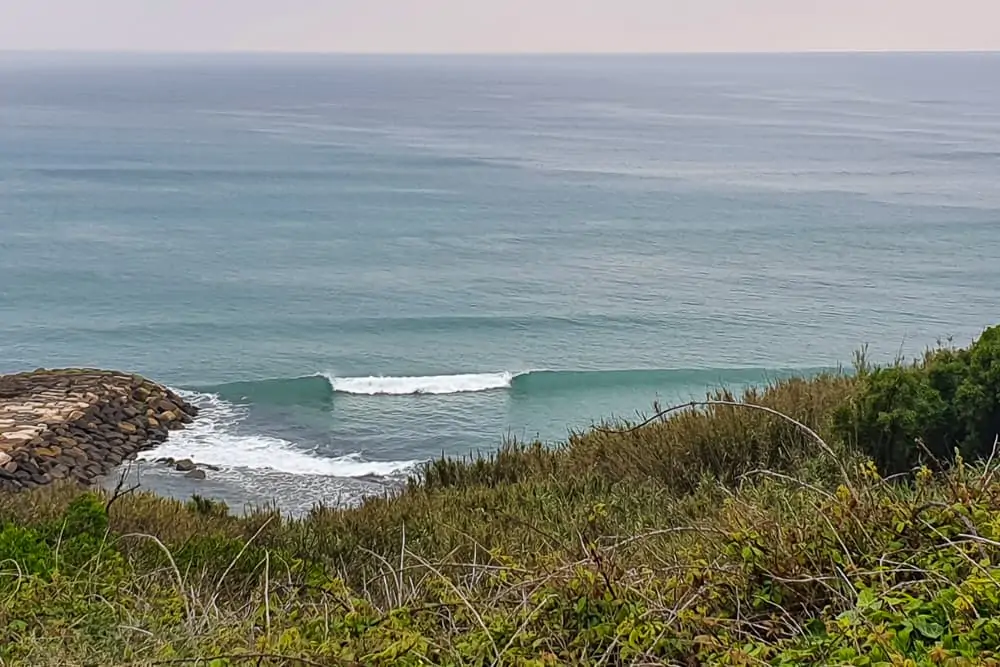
left=739, top=469, right=836, bottom=501
left=404, top=549, right=501, bottom=666
left=105, top=461, right=142, bottom=514
left=981, top=435, right=1000, bottom=490
left=209, top=516, right=274, bottom=609
left=918, top=519, right=1000, bottom=586
left=603, top=526, right=728, bottom=551
left=118, top=533, right=191, bottom=623
left=957, top=533, right=1000, bottom=549
left=108, top=653, right=351, bottom=667
left=914, top=438, right=946, bottom=472
left=262, top=551, right=271, bottom=638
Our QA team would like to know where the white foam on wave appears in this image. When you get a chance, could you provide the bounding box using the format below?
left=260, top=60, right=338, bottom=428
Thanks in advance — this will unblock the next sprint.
left=139, top=390, right=420, bottom=477
left=324, top=371, right=516, bottom=396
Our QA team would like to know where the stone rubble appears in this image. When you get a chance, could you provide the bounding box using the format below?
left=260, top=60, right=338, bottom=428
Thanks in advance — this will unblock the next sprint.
left=0, top=369, right=198, bottom=491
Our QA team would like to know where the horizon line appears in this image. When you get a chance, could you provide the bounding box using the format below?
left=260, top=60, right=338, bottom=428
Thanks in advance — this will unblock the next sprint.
left=4, top=48, right=999, bottom=57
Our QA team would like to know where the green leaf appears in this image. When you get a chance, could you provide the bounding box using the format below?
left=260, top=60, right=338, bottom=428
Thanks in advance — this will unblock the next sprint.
left=913, top=616, right=944, bottom=639
left=806, top=618, right=827, bottom=637
left=857, top=588, right=875, bottom=607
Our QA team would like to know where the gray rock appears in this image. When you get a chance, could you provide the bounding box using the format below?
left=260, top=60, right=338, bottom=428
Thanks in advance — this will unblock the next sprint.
left=174, top=459, right=196, bottom=472
left=184, top=468, right=206, bottom=480
left=157, top=398, right=180, bottom=414
left=205, top=464, right=220, bottom=471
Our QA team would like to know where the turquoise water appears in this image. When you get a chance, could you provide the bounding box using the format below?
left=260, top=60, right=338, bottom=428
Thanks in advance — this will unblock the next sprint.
left=2, top=53, right=998, bottom=511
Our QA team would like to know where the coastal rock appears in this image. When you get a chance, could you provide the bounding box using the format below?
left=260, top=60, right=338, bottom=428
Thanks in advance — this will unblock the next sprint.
left=184, top=469, right=206, bottom=480
left=174, top=459, right=196, bottom=472
left=157, top=399, right=180, bottom=414
left=1, top=430, right=38, bottom=443
left=0, top=369, right=197, bottom=492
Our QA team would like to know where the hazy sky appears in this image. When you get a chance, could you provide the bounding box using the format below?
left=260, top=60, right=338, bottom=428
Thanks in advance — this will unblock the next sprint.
left=2, top=0, right=998, bottom=53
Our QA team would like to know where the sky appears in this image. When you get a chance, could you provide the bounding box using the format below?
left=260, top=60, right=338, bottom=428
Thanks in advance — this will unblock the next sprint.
left=1, top=0, right=998, bottom=54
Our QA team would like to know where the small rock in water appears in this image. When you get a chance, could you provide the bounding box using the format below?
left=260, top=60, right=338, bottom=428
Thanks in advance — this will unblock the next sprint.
left=184, top=469, right=206, bottom=480
left=174, top=459, right=196, bottom=472
left=157, top=457, right=175, bottom=465
left=204, top=464, right=220, bottom=471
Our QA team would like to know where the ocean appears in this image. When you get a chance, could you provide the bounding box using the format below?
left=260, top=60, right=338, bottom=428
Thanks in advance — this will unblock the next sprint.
left=1, top=53, right=998, bottom=513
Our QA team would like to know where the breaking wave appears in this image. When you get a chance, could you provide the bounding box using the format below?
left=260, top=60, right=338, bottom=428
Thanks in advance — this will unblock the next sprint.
left=324, top=371, right=520, bottom=395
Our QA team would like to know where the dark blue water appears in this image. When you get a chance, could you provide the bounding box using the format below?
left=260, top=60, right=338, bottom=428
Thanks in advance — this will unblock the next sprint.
left=2, top=53, right=998, bottom=511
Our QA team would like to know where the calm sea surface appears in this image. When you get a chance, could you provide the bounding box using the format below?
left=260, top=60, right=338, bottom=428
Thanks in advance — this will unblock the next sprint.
left=2, top=53, right=998, bottom=512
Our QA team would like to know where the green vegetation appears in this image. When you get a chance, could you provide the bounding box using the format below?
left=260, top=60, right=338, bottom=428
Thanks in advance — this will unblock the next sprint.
left=3, top=327, right=1000, bottom=666
left=834, top=327, right=1000, bottom=475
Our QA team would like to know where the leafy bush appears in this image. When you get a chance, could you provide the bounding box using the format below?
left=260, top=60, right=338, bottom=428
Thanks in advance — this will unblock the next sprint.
left=836, top=326, right=1000, bottom=474
left=0, top=493, right=111, bottom=582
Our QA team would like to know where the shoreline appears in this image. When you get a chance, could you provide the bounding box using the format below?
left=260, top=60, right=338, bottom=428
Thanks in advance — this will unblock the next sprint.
left=0, top=369, right=198, bottom=491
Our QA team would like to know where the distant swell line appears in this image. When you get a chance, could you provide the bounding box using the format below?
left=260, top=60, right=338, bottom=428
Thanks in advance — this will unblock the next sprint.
left=195, top=367, right=833, bottom=405
left=322, top=371, right=524, bottom=396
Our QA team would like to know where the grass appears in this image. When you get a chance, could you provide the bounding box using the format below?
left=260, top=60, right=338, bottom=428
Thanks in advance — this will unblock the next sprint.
left=2, top=330, right=1000, bottom=665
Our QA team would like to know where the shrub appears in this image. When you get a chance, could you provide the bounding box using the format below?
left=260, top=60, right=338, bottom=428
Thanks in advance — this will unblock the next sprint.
left=836, top=326, right=1000, bottom=474
left=958, top=325, right=1000, bottom=450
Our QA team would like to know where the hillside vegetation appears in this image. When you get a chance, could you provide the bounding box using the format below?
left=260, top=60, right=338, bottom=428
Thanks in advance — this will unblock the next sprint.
left=3, top=327, right=1000, bottom=666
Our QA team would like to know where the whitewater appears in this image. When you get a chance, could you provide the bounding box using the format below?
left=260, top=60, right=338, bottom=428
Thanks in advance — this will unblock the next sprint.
left=324, top=371, right=519, bottom=395
left=140, top=390, right=423, bottom=478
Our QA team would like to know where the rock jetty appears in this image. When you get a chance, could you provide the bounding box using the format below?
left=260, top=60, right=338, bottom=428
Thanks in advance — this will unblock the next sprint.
left=0, top=369, right=197, bottom=491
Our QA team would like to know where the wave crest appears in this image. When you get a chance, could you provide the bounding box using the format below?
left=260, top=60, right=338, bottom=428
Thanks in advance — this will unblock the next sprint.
left=324, top=371, right=516, bottom=396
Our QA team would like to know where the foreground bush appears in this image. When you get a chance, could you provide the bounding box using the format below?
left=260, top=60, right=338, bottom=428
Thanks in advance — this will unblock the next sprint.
left=835, top=326, right=1000, bottom=474
left=4, top=458, right=1000, bottom=666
